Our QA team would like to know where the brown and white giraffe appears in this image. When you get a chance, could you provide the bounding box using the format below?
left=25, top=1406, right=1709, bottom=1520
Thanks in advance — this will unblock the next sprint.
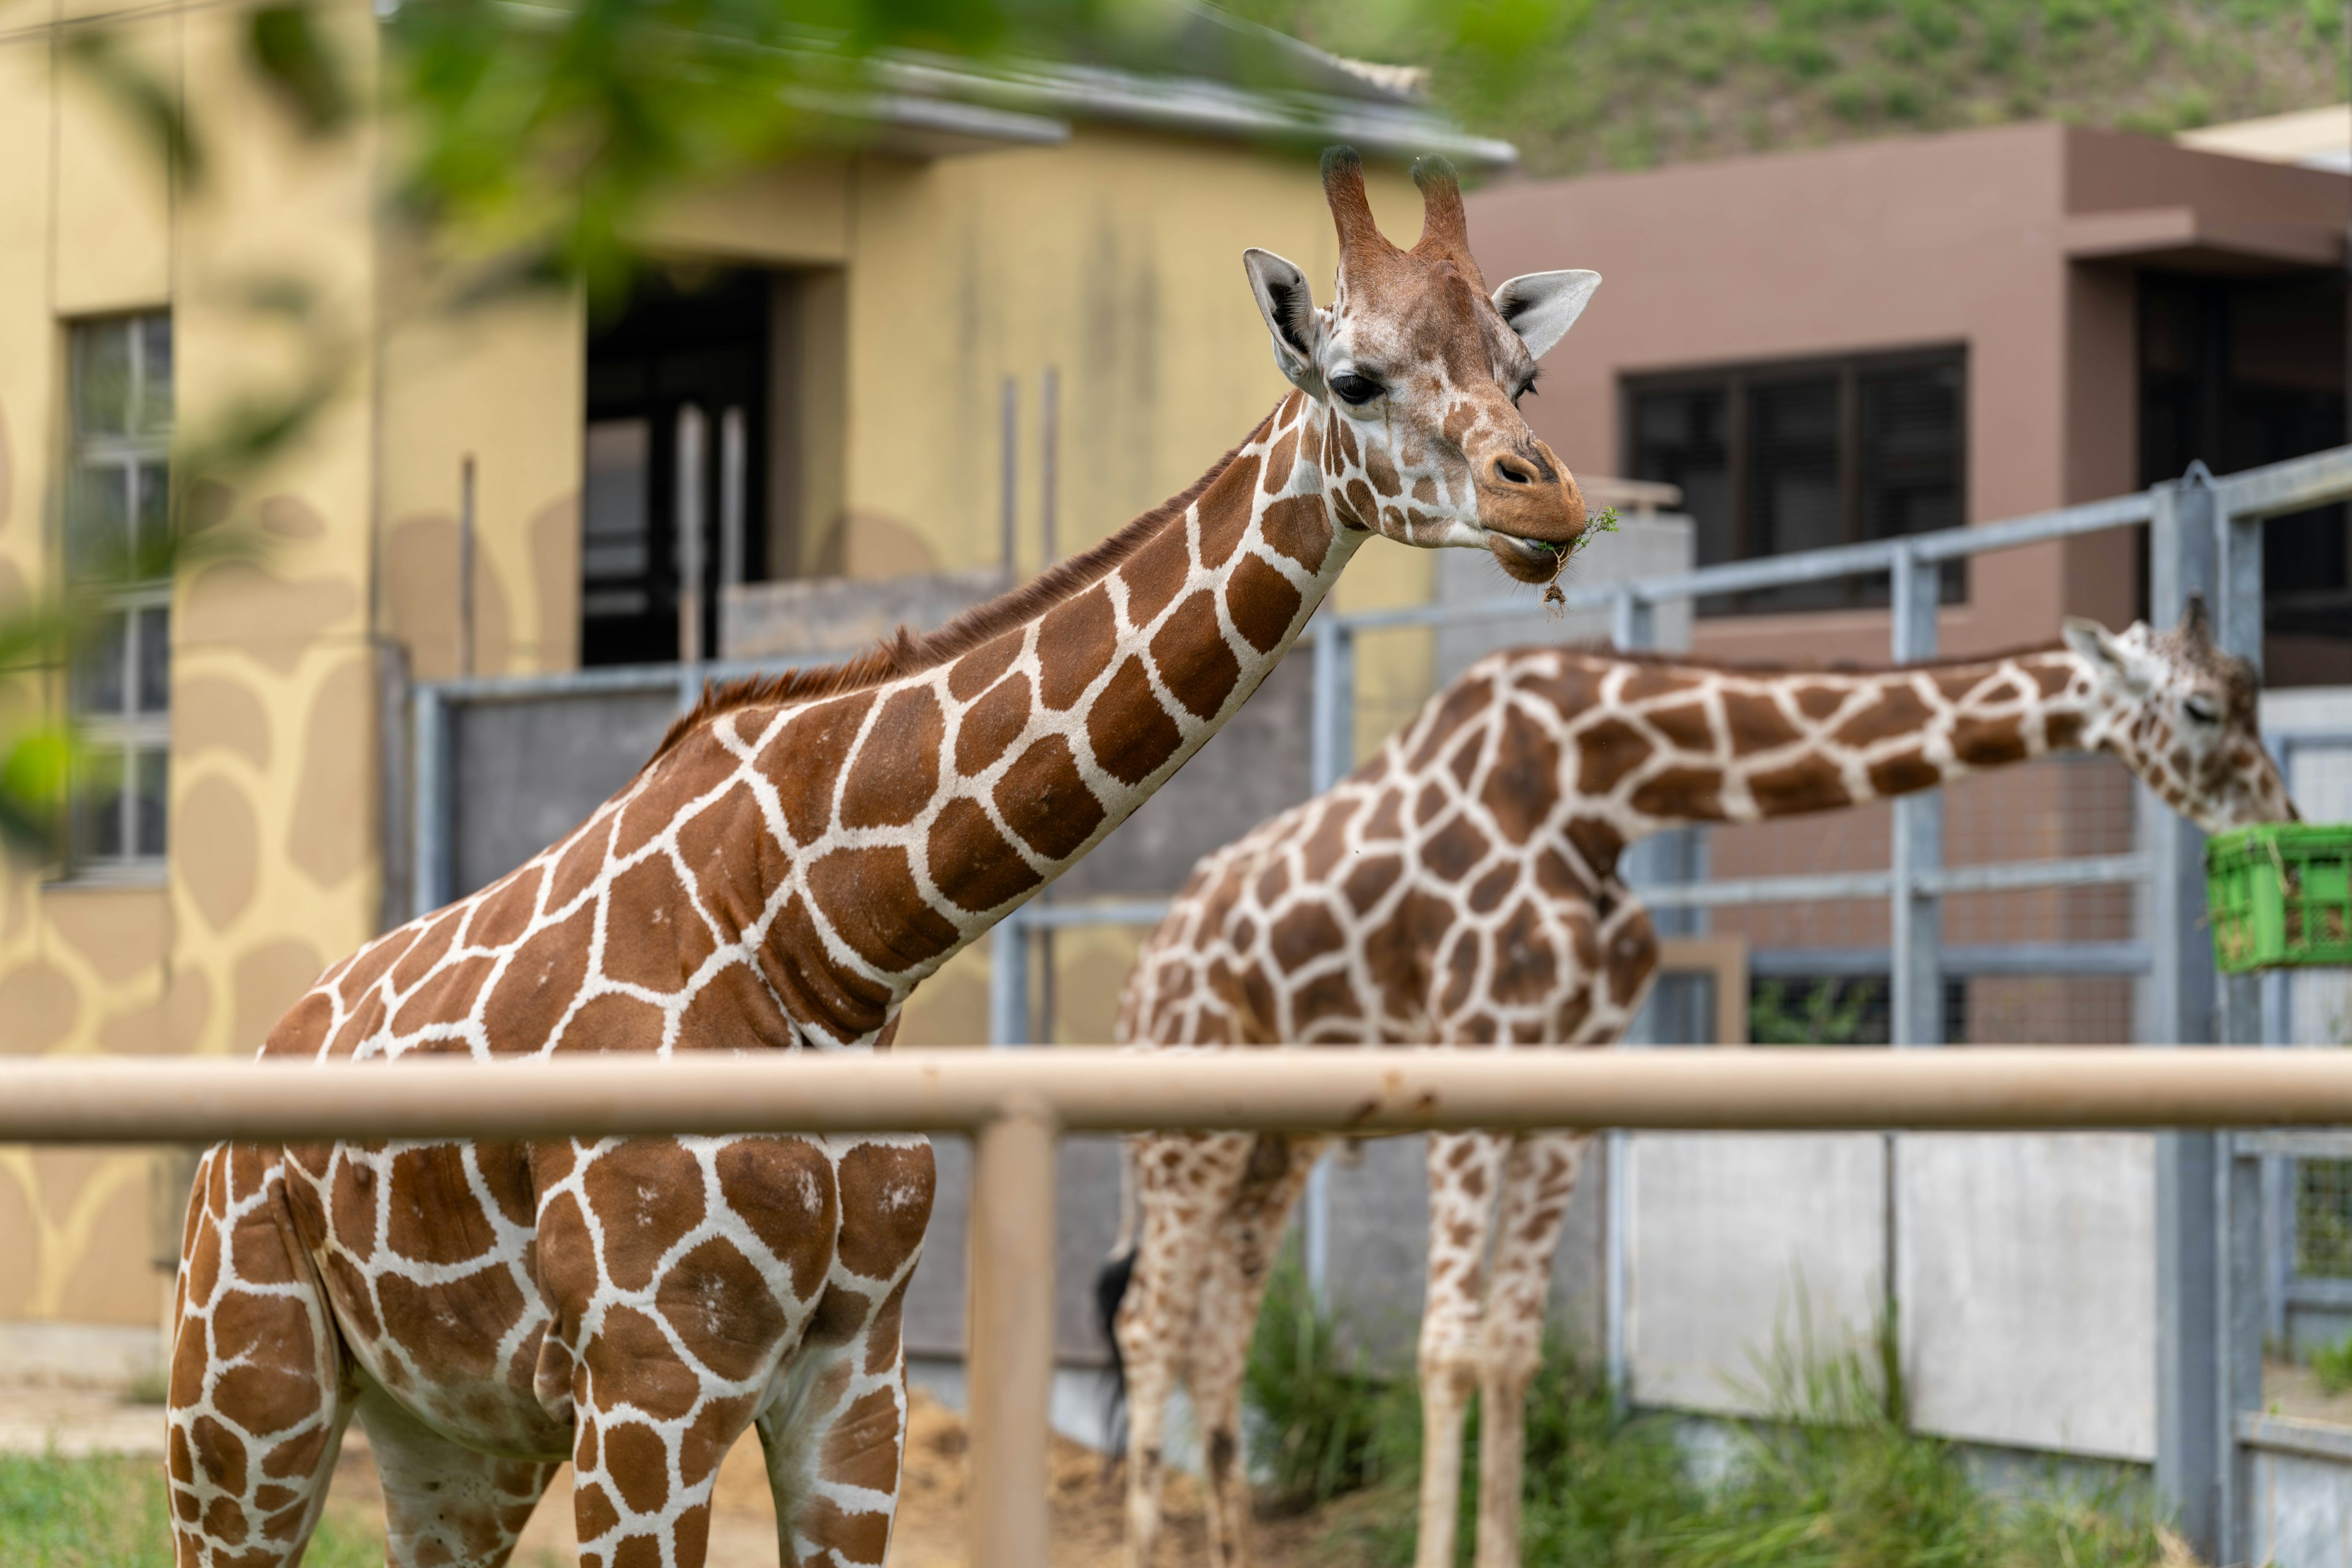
left=164, top=147, right=1610, bottom=1568
left=1102, top=597, right=2294, bottom=1568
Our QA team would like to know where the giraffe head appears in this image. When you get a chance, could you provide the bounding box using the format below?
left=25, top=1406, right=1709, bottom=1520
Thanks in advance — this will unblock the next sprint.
left=1243, top=146, right=1599, bottom=584
left=2061, top=595, right=2296, bottom=832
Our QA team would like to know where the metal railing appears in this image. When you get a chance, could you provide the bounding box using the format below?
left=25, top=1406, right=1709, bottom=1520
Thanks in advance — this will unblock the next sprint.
left=10, top=1049, right=2352, bottom=1568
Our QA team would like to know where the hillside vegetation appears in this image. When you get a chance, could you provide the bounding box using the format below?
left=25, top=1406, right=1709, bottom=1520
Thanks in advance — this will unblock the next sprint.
left=1227, top=0, right=2347, bottom=176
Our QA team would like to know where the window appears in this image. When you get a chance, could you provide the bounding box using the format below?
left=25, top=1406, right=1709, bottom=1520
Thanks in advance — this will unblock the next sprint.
left=1626, top=349, right=1967, bottom=616
left=66, top=314, right=172, bottom=871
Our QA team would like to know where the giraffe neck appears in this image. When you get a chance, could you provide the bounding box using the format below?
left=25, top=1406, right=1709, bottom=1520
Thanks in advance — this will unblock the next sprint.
left=668, top=391, right=1363, bottom=1045
left=1585, top=645, right=2097, bottom=840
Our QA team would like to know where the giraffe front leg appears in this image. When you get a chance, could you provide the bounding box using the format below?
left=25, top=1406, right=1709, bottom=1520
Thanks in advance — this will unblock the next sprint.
left=168, top=1142, right=353, bottom=1568
left=1471, top=1131, right=1589, bottom=1568
left=1191, top=1133, right=1322, bottom=1568
left=1415, top=1131, right=1506, bottom=1568
left=1117, top=1131, right=1257, bottom=1568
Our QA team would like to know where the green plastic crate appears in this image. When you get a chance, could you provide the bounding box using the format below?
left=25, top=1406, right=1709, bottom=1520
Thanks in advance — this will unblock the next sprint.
left=2206, top=824, right=2352, bottom=972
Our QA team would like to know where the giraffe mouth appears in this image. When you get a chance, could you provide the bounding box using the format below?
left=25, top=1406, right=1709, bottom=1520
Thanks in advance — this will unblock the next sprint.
left=1486, top=530, right=1569, bottom=584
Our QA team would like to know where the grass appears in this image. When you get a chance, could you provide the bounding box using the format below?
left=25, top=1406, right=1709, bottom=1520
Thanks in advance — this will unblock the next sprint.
left=1244, top=1257, right=2183, bottom=1567
left=0, top=1451, right=384, bottom=1568
left=1216, top=0, right=2348, bottom=179
left=2312, top=1330, right=2352, bottom=1396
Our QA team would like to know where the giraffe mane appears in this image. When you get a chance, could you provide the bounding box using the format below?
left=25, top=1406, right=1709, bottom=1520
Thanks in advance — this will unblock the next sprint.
left=646, top=415, right=1278, bottom=765
left=1550, top=637, right=2068, bottom=676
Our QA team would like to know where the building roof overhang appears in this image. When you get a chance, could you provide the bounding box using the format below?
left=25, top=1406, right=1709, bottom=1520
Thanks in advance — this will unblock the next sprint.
left=2063, top=205, right=2346, bottom=274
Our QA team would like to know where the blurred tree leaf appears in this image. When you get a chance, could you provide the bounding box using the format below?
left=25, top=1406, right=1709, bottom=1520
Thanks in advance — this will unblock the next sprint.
left=0, top=726, right=74, bottom=859
left=248, top=2, right=356, bottom=136
left=61, top=28, right=203, bottom=187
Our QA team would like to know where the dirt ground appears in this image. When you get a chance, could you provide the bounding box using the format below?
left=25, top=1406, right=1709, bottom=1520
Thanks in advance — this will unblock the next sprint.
left=313, top=1390, right=1342, bottom=1568
left=0, top=1381, right=1349, bottom=1566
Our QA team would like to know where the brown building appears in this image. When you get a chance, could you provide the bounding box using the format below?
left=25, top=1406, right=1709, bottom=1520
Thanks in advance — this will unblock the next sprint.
left=1468, top=123, right=2350, bottom=1042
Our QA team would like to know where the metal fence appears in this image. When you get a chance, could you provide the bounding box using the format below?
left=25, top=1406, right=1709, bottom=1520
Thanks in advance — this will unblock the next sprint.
left=402, top=442, right=2352, bottom=1565
left=14, top=1049, right=2352, bottom=1568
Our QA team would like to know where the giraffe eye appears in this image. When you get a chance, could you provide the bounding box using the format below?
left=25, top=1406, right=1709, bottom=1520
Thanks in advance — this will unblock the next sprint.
left=1330, top=372, right=1383, bottom=406
left=2184, top=695, right=2221, bottom=725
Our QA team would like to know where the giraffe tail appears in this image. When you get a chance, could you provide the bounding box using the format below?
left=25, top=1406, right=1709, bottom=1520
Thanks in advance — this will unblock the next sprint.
left=1093, top=1245, right=1137, bottom=1467
left=1094, top=1135, right=1141, bottom=1466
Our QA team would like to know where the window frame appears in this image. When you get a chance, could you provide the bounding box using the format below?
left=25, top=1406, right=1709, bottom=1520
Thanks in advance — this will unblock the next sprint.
left=59, top=312, right=174, bottom=882
left=1621, top=343, right=1970, bottom=615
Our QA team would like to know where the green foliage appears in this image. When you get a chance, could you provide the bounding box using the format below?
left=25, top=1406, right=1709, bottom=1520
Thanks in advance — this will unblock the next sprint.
left=1218, top=0, right=2347, bottom=179
left=0, top=1453, right=382, bottom=1567
left=1749, top=979, right=1886, bottom=1046
left=2312, top=1330, right=2352, bottom=1396
left=1248, top=1272, right=2174, bottom=1568
left=1244, top=1257, right=1415, bottom=1507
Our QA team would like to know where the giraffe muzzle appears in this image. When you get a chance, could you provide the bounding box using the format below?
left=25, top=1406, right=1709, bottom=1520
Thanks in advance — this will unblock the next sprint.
left=1479, top=440, right=1589, bottom=583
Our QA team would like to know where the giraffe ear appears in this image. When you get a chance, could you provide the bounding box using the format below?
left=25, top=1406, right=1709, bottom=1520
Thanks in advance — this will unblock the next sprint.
left=1493, top=270, right=1601, bottom=361
left=1243, top=248, right=1322, bottom=394
left=2063, top=616, right=2150, bottom=695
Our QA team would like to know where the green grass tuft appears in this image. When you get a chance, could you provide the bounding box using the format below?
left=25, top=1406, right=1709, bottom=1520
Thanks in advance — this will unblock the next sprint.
left=1246, top=1257, right=2177, bottom=1568
left=0, top=1452, right=385, bottom=1567
left=2312, top=1330, right=2352, bottom=1396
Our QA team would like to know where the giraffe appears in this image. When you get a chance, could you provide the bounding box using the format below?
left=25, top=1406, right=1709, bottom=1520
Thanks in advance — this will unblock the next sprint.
left=1101, top=596, right=2295, bottom=1568
left=164, top=146, right=1610, bottom=1568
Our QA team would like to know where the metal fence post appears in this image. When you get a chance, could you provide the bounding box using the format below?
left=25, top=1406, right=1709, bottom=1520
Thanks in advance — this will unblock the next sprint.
left=966, top=1098, right=1058, bottom=1568
left=1607, top=586, right=1657, bottom=1415
left=410, top=684, right=450, bottom=921
left=2214, top=488, right=2266, bottom=1047
left=988, top=911, right=1030, bottom=1047
left=2219, top=1137, right=2264, bottom=1566
left=1888, top=546, right=1943, bottom=1049
left=2149, top=467, right=2223, bottom=1560
left=1302, top=619, right=1356, bottom=1305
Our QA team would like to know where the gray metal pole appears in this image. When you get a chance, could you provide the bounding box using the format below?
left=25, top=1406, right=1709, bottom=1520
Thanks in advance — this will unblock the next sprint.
left=410, top=684, right=448, bottom=921
left=1888, top=546, right=1943, bottom=1048
left=1303, top=620, right=1355, bottom=1305
left=2149, top=467, right=2223, bottom=1561
left=2220, top=1139, right=2265, bottom=1566
left=988, top=910, right=1029, bottom=1049
left=676, top=405, right=707, bottom=706
left=1608, top=586, right=1657, bottom=1414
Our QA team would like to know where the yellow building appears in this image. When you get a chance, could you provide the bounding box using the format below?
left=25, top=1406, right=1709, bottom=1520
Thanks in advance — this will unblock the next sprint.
left=0, top=0, right=1504, bottom=1368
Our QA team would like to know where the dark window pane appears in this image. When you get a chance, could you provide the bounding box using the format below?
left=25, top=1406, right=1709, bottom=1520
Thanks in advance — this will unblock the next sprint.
left=1747, top=377, right=1842, bottom=557
left=140, top=314, right=173, bottom=432
left=134, top=747, right=168, bottom=858
left=137, top=606, right=170, bottom=713
left=1630, top=387, right=1731, bottom=566
left=72, top=320, right=132, bottom=437
left=72, top=611, right=129, bottom=717
left=69, top=464, right=130, bottom=579
left=134, top=460, right=170, bottom=562
left=1857, top=365, right=1961, bottom=540
left=583, top=418, right=654, bottom=617
left=74, top=745, right=126, bottom=861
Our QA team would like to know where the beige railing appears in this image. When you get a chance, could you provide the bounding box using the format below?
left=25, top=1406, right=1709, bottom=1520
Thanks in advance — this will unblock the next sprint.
left=5, top=1047, right=2344, bottom=1566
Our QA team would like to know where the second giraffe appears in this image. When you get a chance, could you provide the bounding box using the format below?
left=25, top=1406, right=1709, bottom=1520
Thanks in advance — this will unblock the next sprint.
left=1104, top=598, right=2293, bottom=1568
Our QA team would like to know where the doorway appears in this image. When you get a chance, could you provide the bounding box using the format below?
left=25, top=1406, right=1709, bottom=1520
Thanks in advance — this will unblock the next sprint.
left=582, top=269, right=769, bottom=667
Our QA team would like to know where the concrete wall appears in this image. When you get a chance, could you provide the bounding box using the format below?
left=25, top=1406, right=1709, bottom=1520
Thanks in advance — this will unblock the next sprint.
left=1626, top=1129, right=2157, bottom=1463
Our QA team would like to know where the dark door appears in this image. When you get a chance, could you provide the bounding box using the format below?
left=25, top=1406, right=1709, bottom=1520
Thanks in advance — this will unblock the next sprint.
left=583, top=270, right=769, bottom=667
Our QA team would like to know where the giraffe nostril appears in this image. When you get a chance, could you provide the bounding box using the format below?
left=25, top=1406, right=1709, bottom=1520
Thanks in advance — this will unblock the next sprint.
left=1494, top=457, right=1533, bottom=485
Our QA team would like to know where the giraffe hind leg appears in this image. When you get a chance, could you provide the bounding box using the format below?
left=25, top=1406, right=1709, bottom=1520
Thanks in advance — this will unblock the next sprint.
left=1189, top=1133, right=1323, bottom=1568
left=168, top=1142, right=353, bottom=1568
left=358, top=1382, right=560, bottom=1568
left=1471, top=1131, right=1590, bottom=1568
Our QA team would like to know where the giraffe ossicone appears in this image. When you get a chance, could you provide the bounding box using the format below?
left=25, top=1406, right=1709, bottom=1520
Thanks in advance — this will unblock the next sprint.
left=1104, top=594, right=2294, bottom=1568
left=166, top=144, right=1607, bottom=1568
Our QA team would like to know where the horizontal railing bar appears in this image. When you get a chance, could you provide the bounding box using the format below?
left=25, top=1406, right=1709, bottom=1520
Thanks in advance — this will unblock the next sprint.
left=2236, top=1412, right=2352, bottom=1465
left=2233, top=1129, right=2352, bottom=1161
left=2283, top=1275, right=2352, bottom=1308
left=2217, top=445, right=2352, bottom=521
left=1006, top=899, right=1171, bottom=930
left=0, top=1050, right=2342, bottom=1142
left=1746, top=941, right=2149, bottom=978
left=1626, top=853, right=2149, bottom=909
